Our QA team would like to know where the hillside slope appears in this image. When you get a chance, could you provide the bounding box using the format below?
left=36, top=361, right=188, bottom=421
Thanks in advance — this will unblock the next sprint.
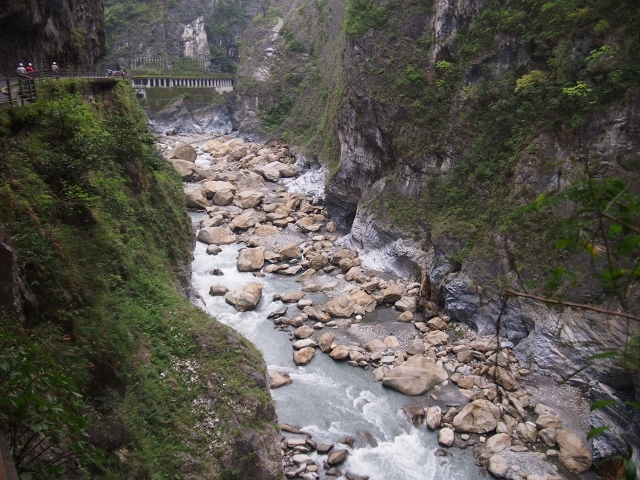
left=0, top=80, right=282, bottom=479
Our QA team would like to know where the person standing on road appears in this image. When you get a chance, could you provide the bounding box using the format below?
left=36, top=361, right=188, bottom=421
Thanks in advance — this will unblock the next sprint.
left=16, top=63, right=26, bottom=75
left=51, top=62, right=59, bottom=79
left=25, top=63, right=35, bottom=74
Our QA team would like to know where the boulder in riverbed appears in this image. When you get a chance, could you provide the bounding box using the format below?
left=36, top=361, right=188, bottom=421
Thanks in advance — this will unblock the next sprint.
left=325, top=297, right=355, bottom=318
left=170, top=159, right=195, bottom=180
left=327, top=449, right=348, bottom=465
left=319, top=333, right=334, bottom=353
left=225, top=283, right=263, bottom=311
left=452, top=399, right=501, bottom=434
left=294, top=347, right=315, bottom=366
left=329, top=345, right=350, bottom=360
left=294, top=325, right=314, bottom=339
left=487, top=455, right=509, bottom=478
left=426, top=406, right=442, bottom=430
left=209, top=285, right=228, bottom=296
left=184, top=187, right=209, bottom=208
left=197, top=226, right=237, bottom=245
left=438, top=428, right=454, bottom=447
left=269, top=370, right=292, bottom=388
left=381, top=365, right=448, bottom=396
left=279, top=244, right=302, bottom=260
left=485, top=433, right=511, bottom=454
left=237, top=247, right=265, bottom=272
left=233, top=190, right=264, bottom=208
left=165, top=143, right=197, bottom=162
left=556, top=429, right=592, bottom=474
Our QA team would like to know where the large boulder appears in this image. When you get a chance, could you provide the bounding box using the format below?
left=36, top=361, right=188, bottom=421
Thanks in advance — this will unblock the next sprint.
left=235, top=169, right=265, bottom=188
left=303, top=306, right=331, bottom=322
left=201, top=139, right=222, bottom=152
left=231, top=209, right=264, bottom=230
left=237, top=247, right=265, bottom=272
left=424, top=330, right=449, bottom=346
left=485, top=433, right=511, bottom=454
left=282, top=291, right=305, bottom=303
left=329, top=345, right=350, bottom=360
left=170, top=159, right=195, bottom=180
left=394, top=296, right=417, bottom=313
left=197, top=227, right=237, bottom=245
left=327, top=449, right=348, bottom=465
left=330, top=248, right=357, bottom=265
left=380, top=282, right=405, bottom=303
left=279, top=244, right=302, bottom=260
left=438, top=428, right=454, bottom=447
left=318, top=333, right=334, bottom=353
left=259, top=162, right=283, bottom=182
left=556, top=430, right=592, bottom=474
left=381, top=365, right=448, bottom=396
left=234, top=190, right=265, bottom=209
left=487, top=366, right=519, bottom=391
left=325, top=297, right=355, bottom=318
left=487, top=455, right=509, bottom=478
left=193, top=165, right=215, bottom=181
left=225, top=283, right=263, bottom=312
left=213, top=190, right=234, bottom=206
left=516, top=422, right=537, bottom=443
left=294, top=326, right=314, bottom=339
left=294, top=347, right=315, bottom=366
left=269, top=371, right=292, bottom=388
left=309, top=253, right=329, bottom=270
left=279, top=164, right=298, bottom=177
left=203, top=180, right=236, bottom=199
left=255, top=225, right=279, bottom=236
left=426, top=406, right=442, bottom=430
left=365, top=339, right=387, bottom=352
left=227, top=146, right=247, bottom=162
left=452, top=400, right=501, bottom=433
left=184, top=187, right=209, bottom=208
left=165, top=143, right=197, bottom=162
left=346, top=289, right=376, bottom=313
left=209, top=285, right=228, bottom=296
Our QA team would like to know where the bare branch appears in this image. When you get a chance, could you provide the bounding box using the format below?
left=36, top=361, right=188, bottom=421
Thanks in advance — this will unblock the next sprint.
left=600, top=211, right=640, bottom=235
left=503, top=289, right=640, bottom=323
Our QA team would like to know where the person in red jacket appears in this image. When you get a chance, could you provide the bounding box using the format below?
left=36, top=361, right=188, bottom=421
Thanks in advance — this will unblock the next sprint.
left=25, top=63, right=35, bottom=74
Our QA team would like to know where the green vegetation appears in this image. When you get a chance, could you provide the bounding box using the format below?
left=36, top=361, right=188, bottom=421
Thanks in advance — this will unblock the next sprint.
left=0, top=327, right=104, bottom=478
left=343, top=0, right=389, bottom=37
left=0, top=80, right=275, bottom=478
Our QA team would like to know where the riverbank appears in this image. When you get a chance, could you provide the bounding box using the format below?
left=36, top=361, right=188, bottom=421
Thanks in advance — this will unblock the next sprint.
left=162, top=133, right=596, bottom=480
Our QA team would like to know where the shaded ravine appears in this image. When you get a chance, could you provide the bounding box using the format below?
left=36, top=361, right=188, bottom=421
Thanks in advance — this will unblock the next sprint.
left=188, top=214, right=482, bottom=480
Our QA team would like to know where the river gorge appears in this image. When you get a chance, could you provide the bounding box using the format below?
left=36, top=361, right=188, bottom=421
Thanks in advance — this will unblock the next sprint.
left=162, top=133, right=597, bottom=480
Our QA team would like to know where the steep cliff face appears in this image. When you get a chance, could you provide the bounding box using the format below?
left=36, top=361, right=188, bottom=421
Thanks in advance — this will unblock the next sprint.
left=233, top=0, right=640, bottom=454
left=0, top=0, right=106, bottom=74
left=103, top=0, right=265, bottom=71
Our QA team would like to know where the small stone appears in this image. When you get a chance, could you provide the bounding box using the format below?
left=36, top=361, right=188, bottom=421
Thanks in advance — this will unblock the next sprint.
left=438, top=428, right=455, bottom=447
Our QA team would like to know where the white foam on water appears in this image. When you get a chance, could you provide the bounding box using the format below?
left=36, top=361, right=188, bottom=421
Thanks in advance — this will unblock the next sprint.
left=344, top=431, right=440, bottom=480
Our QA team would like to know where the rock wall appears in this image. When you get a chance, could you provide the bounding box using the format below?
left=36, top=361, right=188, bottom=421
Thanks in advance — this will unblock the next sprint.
left=233, top=0, right=640, bottom=455
left=0, top=0, right=106, bottom=74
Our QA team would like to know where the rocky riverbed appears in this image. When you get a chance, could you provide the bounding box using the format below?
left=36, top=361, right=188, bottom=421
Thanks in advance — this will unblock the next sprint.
left=161, top=133, right=596, bottom=480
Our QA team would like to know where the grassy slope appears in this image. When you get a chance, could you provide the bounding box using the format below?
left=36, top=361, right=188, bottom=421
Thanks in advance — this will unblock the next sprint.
left=0, top=80, right=276, bottom=479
